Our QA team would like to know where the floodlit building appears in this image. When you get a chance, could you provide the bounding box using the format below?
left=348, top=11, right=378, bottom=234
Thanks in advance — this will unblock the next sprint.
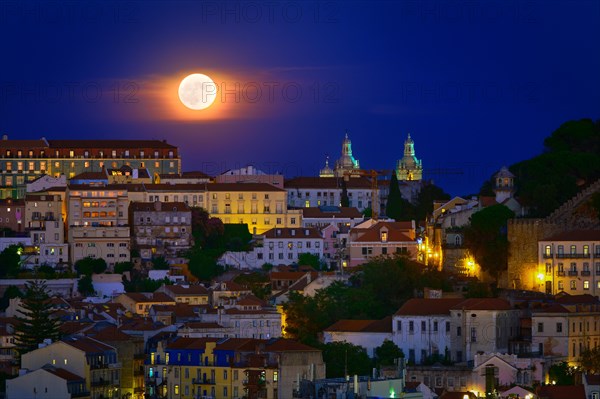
left=0, top=136, right=180, bottom=199
left=66, top=184, right=131, bottom=267
left=538, top=230, right=600, bottom=296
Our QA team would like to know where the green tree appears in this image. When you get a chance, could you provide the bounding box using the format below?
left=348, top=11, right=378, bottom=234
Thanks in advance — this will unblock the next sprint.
left=375, top=339, right=404, bottom=367
left=320, top=342, right=372, bottom=378
left=14, top=280, right=61, bottom=355
left=463, top=204, right=515, bottom=282
left=186, top=248, right=225, bottom=281
left=190, top=207, right=225, bottom=248
left=74, top=257, right=107, bottom=276
left=114, top=261, right=134, bottom=274
left=463, top=281, right=495, bottom=298
left=362, top=207, right=373, bottom=218
left=544, top=118, right=600, bottom=154
left=78, top=275, right=95, bottom=296
left=152, top=256, right=170, bottom=270
left=581, top=347, right=600, bottom=374
left=385, top=173, right=403, bottom=220
left=297, top=253, right=322, bottom=270
left=340, top=179, right=350, bottom=207
left=261, top=263, right=274, bottom=273
left=0, top=245, right=23, bottom=278
left=548, top=362, right=575, bottom=385
left=413, top=183, right=451, bottom=221
left=480, top=119, right=600, bottom=217
left=0, top=285, right=22, bottom=311
left=234, top=272, right=271, bottom=300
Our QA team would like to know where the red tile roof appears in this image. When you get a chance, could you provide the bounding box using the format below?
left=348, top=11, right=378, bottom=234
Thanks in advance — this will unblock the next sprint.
left=0, top=139, right=48, bottom=148
left=555, top=293, right=600, bottom=305
left=89, top=326, right=133, bottom=342
left=71, top=171, right=107, bottom=180
left=270, top=271, right=312, bottom=281
left=214, top=280, right=248, bottom=292
left=547, top=303, right=574, bottom=314
left=479, top=196, right=498, bottom=207
left=44, top=367, right=85, bottom=382
left=236, top=295, right=267, bottom=307
left=162, top=284, right=209, bottom=296
left=48, top=139, right=177, bottom=149
left=324, top=317, right=392, bottom=333
left=63, top=336, right=115, bottom=354
left=166, top=337, right=219, bottom=350
left=214, top=338, right=257, bottom=351
left=121, top=292, right=176, bottom=303
left=585, top=374, right=600, bottom=385
left=351, top=221, right=415, bottom=243
left=537, top=385, right=586, bottom=399
left=395, top=299, right=466, bottom=316
left=453, top=298, right=513, bottom=311
left=542, top=230, right=600, bottom=242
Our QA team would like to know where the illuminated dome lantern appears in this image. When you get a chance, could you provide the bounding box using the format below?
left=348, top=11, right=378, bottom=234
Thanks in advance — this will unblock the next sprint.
left=396, top=133, right=423, bottom=181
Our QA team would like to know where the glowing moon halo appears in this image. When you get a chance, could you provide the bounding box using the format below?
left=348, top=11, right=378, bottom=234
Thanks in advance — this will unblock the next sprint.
left=178, top=73, right=218, bottom=110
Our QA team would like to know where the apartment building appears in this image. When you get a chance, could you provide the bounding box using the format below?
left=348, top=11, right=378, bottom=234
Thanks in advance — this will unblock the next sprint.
left=0, top=136, right=180, bottom=199
left=538, top=230, right=600, bottom=296
left=67, top=184, right=130, bottom=266
left=130, top=201, right=193, bottom=260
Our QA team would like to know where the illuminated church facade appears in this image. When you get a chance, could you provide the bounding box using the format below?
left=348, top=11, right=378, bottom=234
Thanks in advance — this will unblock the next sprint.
left=319, top=133, right=361, bottom=178
left=396, top=133, right=423, bottom=181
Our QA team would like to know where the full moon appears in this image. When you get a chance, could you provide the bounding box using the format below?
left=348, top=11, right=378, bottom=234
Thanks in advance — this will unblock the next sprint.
left=178, top=73, right=218, bottom=110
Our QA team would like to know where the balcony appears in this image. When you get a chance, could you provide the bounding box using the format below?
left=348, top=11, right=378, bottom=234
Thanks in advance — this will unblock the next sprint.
left=557, top=271, right=565, bottom=277
left=542, top=253, right=553, bottom=259
left=90, top=361, right=121, bottom=370
left=556, top=253, right=591, bottom=259
left=568, top=271, right=578, bottom=277
left=71, top=392, right=91, bottom=398
left=192, top=378, right=215, bottom=385
left=581, top=271, right=591, bottom=276
left=90, top=379, right=110, bottom=387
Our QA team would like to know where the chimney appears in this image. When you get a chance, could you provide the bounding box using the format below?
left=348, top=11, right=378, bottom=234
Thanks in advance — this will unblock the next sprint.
left=2, top=134, right=7, bottom=140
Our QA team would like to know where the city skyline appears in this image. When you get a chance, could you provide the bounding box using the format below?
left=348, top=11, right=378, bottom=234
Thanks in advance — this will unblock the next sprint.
left=1, top=1, right=599, bottom=196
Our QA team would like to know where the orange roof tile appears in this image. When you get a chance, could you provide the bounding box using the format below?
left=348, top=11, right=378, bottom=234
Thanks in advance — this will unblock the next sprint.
left=542, top=230, right=600, bottom=242
left=537, top=385, right=585, bottom=399
left=395, top=299, right=466, bottom=316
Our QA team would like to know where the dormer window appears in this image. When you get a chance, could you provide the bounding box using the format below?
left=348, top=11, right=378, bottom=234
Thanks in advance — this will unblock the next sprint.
left=381, top=231, right=388, bottom=242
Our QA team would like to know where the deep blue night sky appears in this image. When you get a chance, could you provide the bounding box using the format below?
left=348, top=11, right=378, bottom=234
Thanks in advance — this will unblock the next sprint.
left=1, top=1, right=599, bottom=196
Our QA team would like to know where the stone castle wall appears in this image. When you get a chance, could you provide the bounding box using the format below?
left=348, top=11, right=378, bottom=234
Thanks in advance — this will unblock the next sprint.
left=503, top=180, right=600, bottom=290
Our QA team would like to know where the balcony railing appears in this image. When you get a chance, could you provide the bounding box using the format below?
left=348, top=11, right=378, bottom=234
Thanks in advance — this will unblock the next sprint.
left=568, top=271, right=578, bottom=276
left=581, top=271, right=591, bottom=276
left=557, top=271, right=565, bottom=277
left=192, top=378, right=215, bottom=385
left=556, top=253, right=591, bottom=259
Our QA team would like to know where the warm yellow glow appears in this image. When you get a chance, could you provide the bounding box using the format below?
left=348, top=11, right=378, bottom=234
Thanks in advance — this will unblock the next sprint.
left=178, top=73, right=218, bottom=110
left=537, top=273, right=545, bottom=281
